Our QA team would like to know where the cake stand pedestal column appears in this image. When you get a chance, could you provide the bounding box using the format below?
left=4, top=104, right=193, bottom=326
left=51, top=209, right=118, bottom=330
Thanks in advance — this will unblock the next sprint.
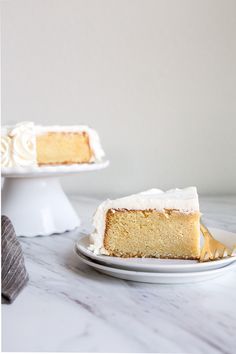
left=1, top=177, right=80, bottom=237
left=1, top=161, right=109, bottom=237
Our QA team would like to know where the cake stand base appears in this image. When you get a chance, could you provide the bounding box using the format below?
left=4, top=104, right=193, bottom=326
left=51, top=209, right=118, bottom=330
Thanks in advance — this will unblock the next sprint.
left=2, top=177, right=80, bottom=237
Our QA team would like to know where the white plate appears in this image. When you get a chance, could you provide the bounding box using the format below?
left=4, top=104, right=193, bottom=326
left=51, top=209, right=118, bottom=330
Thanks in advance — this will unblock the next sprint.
left=1, top=160, right=109, bottom=178
left=75, top=228, right=236, bottom=273
left=75, top=250, right=236, bottom=284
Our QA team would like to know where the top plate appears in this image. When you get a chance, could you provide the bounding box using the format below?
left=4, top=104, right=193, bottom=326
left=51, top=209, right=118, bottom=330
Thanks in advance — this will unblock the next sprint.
left=76, top=227, right=236, bottom=273
left=1, top=160, right=109, bottom=178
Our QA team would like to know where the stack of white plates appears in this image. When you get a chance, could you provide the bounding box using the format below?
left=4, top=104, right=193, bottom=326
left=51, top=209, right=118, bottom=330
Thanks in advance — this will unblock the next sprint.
left=75, top=228, right=236, bottom=284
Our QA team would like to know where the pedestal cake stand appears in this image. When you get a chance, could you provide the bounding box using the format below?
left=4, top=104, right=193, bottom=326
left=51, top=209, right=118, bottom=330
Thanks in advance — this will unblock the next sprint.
left=1, top=161, right=109, bottom=237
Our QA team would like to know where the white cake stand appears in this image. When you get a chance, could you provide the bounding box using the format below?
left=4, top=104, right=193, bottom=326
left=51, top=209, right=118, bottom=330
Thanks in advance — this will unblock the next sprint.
left=1, top=161, right=109, bottom=237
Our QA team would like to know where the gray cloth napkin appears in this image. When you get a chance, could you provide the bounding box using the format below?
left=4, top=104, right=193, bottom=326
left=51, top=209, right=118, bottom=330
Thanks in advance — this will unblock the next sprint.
left=1, top=215, right=29, bottom=303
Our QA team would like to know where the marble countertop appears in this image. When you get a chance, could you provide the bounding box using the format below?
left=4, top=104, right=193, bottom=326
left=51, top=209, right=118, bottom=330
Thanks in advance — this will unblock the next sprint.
left=2, top=194, right=236, bottom=353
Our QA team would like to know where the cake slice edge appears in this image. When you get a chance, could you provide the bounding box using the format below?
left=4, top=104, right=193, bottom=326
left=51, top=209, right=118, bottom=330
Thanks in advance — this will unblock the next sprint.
left=89, top=187, right=201, bottom=259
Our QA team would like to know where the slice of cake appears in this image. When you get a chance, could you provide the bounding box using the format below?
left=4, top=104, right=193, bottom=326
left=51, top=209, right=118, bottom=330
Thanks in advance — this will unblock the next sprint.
left=1, top=122, right=105, bottom=167
left=90, top=187, right=201, bottom=259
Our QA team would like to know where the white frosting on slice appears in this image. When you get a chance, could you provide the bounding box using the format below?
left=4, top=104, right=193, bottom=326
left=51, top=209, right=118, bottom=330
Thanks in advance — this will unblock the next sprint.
left=89, top=187, right=199, bottom=255
left=1, top=122, right=105, bottom=166
left=35, top=125, right=105, bottom=162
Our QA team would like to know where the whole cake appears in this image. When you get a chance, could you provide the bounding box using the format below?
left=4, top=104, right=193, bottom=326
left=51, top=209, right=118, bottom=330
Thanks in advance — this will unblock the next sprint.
left=1, top=121, right=105, bottom=167
left=90, top=187, right=201, bottom=259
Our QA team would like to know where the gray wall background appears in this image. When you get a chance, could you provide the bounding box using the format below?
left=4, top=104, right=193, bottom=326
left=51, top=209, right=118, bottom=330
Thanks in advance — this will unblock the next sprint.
left=2, top=0, right=236, bottom=197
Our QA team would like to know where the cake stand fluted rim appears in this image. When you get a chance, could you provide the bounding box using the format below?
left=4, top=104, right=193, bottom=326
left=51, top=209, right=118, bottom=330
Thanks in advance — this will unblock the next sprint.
left=1, top=160, right=110, bottom=178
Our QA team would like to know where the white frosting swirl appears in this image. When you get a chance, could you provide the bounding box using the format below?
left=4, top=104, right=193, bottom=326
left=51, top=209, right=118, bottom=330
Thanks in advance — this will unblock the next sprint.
left=1, top=136, right=13, bottom=167
left=1, top=122, right=37, bottom=167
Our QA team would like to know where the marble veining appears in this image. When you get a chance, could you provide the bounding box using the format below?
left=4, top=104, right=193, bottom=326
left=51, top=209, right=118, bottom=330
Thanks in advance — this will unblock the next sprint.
left=2, top=195, right=236, bottom=353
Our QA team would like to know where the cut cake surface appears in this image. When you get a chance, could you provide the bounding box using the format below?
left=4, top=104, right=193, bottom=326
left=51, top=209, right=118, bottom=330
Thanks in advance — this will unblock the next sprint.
left=104, top=209, right=200, bottom=259
left=36, top=132, right=93, bottom=165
